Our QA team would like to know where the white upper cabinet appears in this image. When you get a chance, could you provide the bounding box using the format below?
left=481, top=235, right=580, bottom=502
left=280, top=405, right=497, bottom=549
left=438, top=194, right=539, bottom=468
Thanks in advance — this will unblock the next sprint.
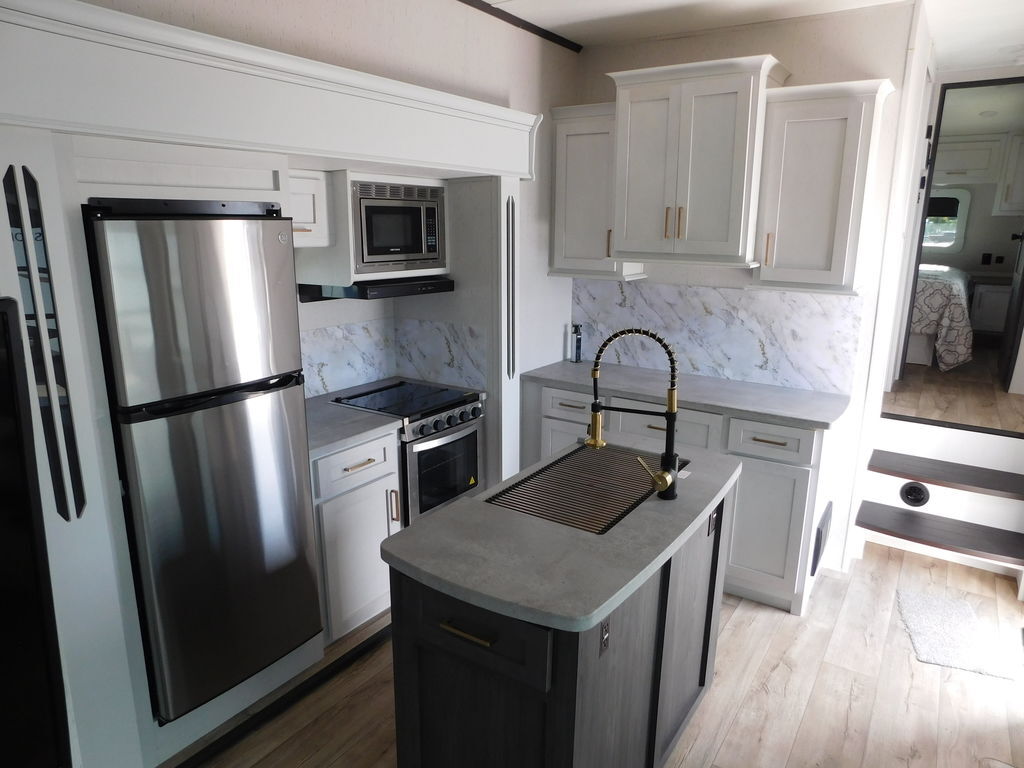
left=755, top=80, right=892, bottom=289
left=288, top=170, right=331, bottom=248
left=610, top=56, right=788, bottom=265
left=550, top=104, right=646, bottom=280
left=933, top=134, right=1005, bottom=185
left=994, top=133, right=1024, bottom=216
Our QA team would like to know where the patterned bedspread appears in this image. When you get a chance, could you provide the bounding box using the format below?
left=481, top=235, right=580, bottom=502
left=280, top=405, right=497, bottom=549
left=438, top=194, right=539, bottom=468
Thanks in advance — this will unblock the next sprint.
left=911, top=264, right=973, bottom=371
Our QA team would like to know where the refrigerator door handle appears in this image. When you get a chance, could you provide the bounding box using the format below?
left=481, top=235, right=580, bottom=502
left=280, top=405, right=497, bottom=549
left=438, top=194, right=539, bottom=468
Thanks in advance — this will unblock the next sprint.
left=125, top=372, right=304, bottom=422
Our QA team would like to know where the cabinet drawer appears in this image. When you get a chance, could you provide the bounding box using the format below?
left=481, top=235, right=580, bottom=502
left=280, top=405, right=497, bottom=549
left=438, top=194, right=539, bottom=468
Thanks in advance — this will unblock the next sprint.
left=541, top=386, right=594, bottom=424
left=411, top=581, right=553, bottom=693
left=314, top=433, right=394, bottom=500
left=727, top=419, right=815, bottom=465
left=611, top=397, right=723, bottom=451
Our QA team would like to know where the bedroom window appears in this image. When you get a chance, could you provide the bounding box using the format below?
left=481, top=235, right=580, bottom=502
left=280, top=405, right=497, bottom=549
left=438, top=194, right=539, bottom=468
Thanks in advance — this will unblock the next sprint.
left=922, top=187, right=971, bottom=253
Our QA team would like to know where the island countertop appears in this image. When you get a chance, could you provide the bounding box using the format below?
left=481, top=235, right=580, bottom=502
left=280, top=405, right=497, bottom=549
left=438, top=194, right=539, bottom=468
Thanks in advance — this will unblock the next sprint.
left=380, top=435, right=741, bottom=633
left=523, top=360, right=850, bottom=429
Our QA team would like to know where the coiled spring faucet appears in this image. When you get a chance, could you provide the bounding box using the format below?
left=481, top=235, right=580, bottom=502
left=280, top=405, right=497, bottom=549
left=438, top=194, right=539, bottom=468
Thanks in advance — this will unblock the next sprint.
left=584, top=328, right=679, bottom=500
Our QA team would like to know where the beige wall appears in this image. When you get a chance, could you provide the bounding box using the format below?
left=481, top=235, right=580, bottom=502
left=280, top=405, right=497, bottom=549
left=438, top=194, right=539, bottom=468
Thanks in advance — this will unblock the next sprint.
left=574, top=2, right=916, bottom=103
left=83, top=0, right=580, bottom=372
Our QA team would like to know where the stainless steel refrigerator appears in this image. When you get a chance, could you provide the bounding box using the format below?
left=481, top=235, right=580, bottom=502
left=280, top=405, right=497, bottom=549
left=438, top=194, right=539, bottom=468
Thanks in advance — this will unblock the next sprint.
left=84, top=199, right=321, bottom=723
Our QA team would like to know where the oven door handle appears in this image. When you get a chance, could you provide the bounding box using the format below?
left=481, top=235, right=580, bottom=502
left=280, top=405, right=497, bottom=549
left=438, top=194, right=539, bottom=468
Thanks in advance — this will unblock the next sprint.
left=410, top=422, right=480, bottom=453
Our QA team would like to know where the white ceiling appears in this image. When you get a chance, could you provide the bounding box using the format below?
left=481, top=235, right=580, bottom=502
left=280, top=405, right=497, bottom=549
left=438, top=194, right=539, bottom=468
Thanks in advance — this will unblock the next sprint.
left=940, top=82, right=1024, bottom=135
left=484, top=0, right=1024, bottom=71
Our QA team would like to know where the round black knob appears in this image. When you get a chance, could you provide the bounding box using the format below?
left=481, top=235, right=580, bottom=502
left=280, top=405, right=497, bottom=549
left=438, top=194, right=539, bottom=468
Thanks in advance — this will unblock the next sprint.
left=459, top=410, right=469, bottom=422
left=432, top=418, right=444, bottom=431
left=417, top=423, right=432, bottom=437
left=470, top=406, right=482, bottom=419
left=446, top=414, right=458, bottom=427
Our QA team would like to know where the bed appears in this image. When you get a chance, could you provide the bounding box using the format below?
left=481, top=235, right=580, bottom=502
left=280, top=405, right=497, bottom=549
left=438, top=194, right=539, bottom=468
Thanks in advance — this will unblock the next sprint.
left=905, top=264, right=973, bottom=371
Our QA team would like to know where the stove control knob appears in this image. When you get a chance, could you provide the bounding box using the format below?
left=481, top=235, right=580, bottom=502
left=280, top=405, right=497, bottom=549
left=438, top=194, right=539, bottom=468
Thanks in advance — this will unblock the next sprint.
left=470, top=406, right=483, bottom=419
left=432, top=418, right=444, bottom=431
left=458, top=410, right=469, bottom=422
left=446, top=414, right=458, bottom=427
left=417, top=423, right=432, bottom=437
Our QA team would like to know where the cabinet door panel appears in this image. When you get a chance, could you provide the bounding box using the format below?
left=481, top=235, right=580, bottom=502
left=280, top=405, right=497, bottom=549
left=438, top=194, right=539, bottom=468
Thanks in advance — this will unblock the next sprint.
left=541, top=417, right=586, bottom=458
left=320, top=473, right=395, bottom=641
left=555, top=120, right=616, bottom=274
left=676, top=76, right=752, bottom=257
left=995, top=134, right=1024, bottom=215
left=654, top=517, right=717, bottom=765
left=758, top=97, right=862, bottom=285
left=727, top=457, right=809, bottom=587
left=614, top=82, right=678, bottom=254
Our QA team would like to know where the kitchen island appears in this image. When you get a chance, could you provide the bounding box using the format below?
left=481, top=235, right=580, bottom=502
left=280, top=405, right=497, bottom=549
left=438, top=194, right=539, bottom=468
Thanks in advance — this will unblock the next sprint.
left=381, top=435, right=742, bottom=768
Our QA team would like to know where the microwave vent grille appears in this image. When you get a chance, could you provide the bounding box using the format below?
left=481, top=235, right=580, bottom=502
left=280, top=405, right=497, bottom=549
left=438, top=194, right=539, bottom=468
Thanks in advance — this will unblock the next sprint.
left=355, top=182, right=443, bottom=201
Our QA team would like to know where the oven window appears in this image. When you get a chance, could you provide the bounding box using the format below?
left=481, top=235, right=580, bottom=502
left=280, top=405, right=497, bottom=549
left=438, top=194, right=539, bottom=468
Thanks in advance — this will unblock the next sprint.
left=364, top=205, right=422, bottom=256
left=417, top=432, right=479, bottom=515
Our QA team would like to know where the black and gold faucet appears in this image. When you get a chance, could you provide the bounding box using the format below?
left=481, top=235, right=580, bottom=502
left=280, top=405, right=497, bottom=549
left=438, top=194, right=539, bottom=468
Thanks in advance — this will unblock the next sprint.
left=584, top=328, right=679, bottom=500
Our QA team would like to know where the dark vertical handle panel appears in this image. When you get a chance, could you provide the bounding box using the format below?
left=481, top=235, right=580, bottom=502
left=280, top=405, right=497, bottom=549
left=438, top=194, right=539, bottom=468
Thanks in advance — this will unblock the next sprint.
left=506, top=194, right=516, bottom=381
left=2, top=166, right=72, bottom=521
left=22, top=167, right=85, bottom=517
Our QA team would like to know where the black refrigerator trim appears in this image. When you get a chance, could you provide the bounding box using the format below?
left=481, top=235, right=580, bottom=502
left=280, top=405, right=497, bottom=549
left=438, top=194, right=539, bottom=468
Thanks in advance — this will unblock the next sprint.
left=116, top=371, right=305, bottom=424
left=84, top=198, right=282, bottom=218
left=0, top=296, right=73, bottom=767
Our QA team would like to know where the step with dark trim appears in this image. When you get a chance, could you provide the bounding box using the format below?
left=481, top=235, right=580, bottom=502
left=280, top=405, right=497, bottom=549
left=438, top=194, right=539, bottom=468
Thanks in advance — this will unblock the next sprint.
left=868, top=450, right=1024, bottom=501
left=856, top=501, right=1024, bottom=568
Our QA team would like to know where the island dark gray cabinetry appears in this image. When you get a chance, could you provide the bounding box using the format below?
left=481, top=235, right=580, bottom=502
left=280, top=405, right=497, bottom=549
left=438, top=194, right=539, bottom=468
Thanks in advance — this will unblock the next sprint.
left=389, top=501, right=725, bottom=768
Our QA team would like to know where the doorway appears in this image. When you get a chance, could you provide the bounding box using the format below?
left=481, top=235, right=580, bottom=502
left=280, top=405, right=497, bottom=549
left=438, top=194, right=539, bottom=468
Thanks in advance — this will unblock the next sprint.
left=884, top=77, right=1024, bottom=434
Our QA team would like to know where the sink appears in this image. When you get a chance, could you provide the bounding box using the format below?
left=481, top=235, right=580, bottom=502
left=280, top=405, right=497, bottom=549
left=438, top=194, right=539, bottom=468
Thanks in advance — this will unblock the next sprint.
left=487, top=444, right=689, bottom=534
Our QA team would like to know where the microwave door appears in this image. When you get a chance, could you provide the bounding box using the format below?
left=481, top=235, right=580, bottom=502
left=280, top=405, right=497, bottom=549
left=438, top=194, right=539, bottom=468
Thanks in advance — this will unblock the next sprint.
left=361, top=200, right=425, bottom=263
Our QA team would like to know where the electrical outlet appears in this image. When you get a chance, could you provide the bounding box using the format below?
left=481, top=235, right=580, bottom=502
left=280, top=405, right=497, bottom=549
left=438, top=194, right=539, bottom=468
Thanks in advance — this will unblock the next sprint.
left=599, top=619, right=610, bottom=656
left=982, top=253, right=992, bottom=265
left=996, top=255, right=1005, bottom=264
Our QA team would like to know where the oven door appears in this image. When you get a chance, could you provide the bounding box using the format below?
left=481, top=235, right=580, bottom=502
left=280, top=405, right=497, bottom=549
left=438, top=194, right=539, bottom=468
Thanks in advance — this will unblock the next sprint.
left=404, top=419, right=483, bottom=524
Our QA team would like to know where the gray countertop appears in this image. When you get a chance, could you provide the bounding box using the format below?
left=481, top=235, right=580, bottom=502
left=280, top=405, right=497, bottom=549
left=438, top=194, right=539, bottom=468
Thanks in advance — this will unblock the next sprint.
left=524, top=360, right=849, bottom=430
left=380, top=434, right=741, bottom=632
left=304, top=393, right=402, bottom=459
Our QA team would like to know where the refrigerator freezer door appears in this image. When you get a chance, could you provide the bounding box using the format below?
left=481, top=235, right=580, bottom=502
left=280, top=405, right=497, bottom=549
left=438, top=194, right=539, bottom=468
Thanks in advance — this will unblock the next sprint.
left=120, top=384, right=321, bottom=722
left=91, top=217, right=301, bottom=407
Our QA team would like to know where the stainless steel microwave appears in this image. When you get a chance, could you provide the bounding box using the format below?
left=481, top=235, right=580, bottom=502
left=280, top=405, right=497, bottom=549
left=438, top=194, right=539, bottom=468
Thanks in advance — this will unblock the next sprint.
left=352, top=180, right=446, bottom=276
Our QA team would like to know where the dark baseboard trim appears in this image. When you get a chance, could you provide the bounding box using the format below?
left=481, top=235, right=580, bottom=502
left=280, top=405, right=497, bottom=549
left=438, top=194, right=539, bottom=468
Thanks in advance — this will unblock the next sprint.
left=175, top=625, right=392, bottom=767
left=455, top=0, right=583, bottom=52
left=880, top=411, right=1024, bottom=440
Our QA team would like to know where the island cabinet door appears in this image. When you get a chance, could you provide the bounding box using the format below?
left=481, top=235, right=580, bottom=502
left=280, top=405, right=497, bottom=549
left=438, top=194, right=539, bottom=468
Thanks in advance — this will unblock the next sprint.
left=389, top=571, right=578, bottom=768
left=652, top=501, right=725, bottom=766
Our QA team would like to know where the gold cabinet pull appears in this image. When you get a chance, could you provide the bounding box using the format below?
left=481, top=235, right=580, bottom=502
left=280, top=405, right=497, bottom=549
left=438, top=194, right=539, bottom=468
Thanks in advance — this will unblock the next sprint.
left=646, top=423, right=667, bottom=432
left=292, top=226, right=313, bottom=233
left=676, top=206, right=686, bottom=239
left=764, top=232, right=775, bottom=267
left=606, top=228, right=612, bottom=258
left=558, top=401, right=586, bottom=410
left=664, top=207, right=672, bottom=239
left=390, top=489, right=401, bottom=522
left=752, top=436, right=788, bottom=447
left=944, top=170, right=967, bottom=175
left=439, top=621, right=493, bottom=648
left=343, top=457, right=376, bottom=473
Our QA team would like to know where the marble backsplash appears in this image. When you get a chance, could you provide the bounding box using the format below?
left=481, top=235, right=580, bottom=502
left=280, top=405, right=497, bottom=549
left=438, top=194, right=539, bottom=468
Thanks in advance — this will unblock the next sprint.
left=572, top=279, right=863, bottom=394
left=300, top=317, right=486, bottom=397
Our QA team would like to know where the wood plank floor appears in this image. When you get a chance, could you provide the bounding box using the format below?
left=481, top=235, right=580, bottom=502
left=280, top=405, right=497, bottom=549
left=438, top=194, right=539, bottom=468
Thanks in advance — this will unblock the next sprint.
left=195, top=544, right=1024, bottom=768
left=883, top=346, right=1024, bottom=433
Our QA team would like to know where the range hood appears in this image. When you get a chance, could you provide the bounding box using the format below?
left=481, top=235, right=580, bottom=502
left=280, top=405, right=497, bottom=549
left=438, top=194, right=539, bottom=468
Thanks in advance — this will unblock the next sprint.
left=297, top=275, right=454, bottom=302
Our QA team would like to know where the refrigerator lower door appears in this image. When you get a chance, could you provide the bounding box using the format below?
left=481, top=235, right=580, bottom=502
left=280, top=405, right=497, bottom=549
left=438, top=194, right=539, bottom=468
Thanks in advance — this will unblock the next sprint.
left=91, top=217, right=302, bottom=407
left=120, top=384, right=321, bottom=722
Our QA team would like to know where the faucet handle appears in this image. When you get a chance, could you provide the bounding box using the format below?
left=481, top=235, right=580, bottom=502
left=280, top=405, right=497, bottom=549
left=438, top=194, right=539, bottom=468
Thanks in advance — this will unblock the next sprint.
left=637, top=456, right=674, bottom=493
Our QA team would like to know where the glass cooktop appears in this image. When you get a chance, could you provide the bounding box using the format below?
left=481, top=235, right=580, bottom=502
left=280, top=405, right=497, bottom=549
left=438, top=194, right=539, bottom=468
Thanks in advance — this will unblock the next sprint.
left=333, top=380, right=477, bottom=419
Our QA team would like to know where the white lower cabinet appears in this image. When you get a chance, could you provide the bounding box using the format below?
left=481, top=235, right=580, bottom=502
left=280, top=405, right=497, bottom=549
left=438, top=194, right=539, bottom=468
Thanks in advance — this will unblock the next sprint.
left=313, top=430, right=401, bottom=643
left=541, top=416, right=588, bottom=457
left=724, top=456, right=812, bottom=610
left=611, top=396, right=723, bottom=452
